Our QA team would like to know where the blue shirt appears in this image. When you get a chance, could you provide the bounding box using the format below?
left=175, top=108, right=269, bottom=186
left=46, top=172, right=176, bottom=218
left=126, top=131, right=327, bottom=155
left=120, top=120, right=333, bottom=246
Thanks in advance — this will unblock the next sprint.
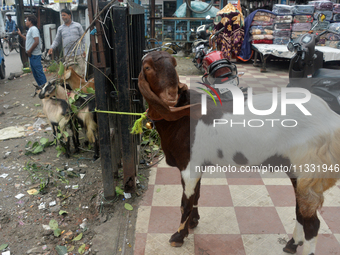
left=26, top=26, right=42, bottom=56
left=5, top=19, right=16, bottom=33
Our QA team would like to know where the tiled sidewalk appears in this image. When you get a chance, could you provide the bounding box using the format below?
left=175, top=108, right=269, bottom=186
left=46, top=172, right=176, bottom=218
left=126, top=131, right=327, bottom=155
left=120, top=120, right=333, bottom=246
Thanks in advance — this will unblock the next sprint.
left=134, top=62, right=340, bottom=255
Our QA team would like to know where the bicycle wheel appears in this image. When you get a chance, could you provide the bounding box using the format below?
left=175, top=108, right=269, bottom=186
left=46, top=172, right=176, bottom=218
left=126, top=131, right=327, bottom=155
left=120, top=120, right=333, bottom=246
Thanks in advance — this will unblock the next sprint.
left=12, top=35, right=20, bottom=53
left=14, top=37, right=20, bottom=53
left=2, top=39, right=10, bottom=56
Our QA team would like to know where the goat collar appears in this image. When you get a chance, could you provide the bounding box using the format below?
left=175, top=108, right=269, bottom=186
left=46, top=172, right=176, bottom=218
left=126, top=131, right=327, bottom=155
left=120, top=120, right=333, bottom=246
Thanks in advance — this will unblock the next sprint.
left=146, top=108, right=163, bottom=121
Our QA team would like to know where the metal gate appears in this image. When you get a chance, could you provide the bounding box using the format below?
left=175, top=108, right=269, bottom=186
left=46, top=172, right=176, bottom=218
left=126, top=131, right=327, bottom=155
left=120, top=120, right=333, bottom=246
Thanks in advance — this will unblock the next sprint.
left=88, top=1, right=145, bottom=199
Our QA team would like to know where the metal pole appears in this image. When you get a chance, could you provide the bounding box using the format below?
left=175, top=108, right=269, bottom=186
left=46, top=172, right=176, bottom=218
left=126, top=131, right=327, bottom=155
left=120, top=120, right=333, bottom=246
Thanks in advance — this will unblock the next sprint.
left=150, top=0, right=155, bottom=47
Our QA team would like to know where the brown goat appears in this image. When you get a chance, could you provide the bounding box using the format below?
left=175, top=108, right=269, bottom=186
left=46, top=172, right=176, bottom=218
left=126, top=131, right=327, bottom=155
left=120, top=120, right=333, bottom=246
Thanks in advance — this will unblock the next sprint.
left=138, top=51, right=340, bottom=255
left=61, top=66, right=95, bottom=93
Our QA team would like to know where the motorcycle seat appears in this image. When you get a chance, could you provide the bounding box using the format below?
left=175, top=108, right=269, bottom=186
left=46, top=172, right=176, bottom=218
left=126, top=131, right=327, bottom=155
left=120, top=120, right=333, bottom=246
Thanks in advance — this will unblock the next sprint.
left=313, top=68, right=340, bottom=79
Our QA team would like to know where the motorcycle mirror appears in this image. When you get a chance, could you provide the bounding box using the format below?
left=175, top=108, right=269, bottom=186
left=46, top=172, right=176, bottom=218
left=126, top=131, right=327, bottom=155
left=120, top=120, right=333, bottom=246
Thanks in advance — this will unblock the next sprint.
left=206, top=15, right=211, bottom=20
left=287, top=41, right=295, bottom=52
left=318, top=13, right=326, bottom=22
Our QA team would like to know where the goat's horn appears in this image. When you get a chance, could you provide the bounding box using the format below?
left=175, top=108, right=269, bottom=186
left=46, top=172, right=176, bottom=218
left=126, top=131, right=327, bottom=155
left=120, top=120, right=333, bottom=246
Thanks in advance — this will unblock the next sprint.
left=32, top=83, right=40, bottom=88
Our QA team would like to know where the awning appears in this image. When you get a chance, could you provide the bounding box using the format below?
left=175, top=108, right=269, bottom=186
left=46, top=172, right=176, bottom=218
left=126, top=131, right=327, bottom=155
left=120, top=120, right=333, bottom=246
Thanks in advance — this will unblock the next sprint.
left=0, top=6, right=15, bottom=11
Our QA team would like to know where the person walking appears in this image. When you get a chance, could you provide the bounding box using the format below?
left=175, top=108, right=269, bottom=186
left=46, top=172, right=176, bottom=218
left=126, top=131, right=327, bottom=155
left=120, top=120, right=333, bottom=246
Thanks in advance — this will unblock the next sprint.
left=17, top=15, right=47, bottom=87
left=48, top=9, right=86, bottom=77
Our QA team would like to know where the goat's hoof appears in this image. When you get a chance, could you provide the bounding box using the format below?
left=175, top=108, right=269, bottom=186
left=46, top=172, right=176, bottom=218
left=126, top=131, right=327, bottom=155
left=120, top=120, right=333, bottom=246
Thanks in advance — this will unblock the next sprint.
left=170, top=241, right=183, bottom=247
left=189, top=218, right=199, bottom=229
left=283, top=238, right=302, bottom=254
left=169, top=232, right=184, bottom=247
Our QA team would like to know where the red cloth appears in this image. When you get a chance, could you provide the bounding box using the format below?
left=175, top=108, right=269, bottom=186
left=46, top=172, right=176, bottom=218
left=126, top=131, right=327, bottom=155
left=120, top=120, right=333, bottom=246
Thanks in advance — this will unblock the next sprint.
left=252, top=39, right=273, bottom=44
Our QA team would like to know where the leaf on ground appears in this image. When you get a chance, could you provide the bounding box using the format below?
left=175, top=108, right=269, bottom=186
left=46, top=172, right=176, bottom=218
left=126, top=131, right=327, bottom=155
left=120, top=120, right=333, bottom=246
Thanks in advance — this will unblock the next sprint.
left=72, top=233, right=83, bottom=241
left=34, top=104, right=41, bottom=107
left=33, top=144, right=44, bottom=154
left=0, top=243, right=8, bottom=251
left=55, top=245, right=68, bottom=255
left=78, top=243, right=86, bottom=254
left=40, top=137, right=49, bottom=145
left=156, top=188, right=161, bottom=193
left=27, top=189, right=39, bottom=195
left=49, top=219, right=59, bottom=230
left=54, top=228, right=62, bottom=237
left=59, top=210, right=68, bottom=215
left=124, top=203, right=133, bottom=211
left=67, top=245, right=75, bottom=252
left=115, top=186, right=124, bottom=195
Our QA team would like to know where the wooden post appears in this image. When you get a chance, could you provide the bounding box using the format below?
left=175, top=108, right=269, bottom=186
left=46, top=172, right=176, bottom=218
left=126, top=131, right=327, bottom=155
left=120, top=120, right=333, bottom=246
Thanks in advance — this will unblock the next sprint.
left=88, top=0, right=117, bottom=200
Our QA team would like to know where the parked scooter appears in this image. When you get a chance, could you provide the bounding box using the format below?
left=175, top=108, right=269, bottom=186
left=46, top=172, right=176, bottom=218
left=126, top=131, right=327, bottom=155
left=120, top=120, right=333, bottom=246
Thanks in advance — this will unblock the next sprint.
left=287, top=13, right=340, bottom=113
left=193, top=25, right=243, bottom=100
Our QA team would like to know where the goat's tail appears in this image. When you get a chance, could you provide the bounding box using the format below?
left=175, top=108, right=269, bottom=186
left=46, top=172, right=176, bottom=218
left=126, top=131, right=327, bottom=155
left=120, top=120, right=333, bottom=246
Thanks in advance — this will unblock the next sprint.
left=84, top=112, right=98, bottom=144
left=292, top=128, right=340, bottom=217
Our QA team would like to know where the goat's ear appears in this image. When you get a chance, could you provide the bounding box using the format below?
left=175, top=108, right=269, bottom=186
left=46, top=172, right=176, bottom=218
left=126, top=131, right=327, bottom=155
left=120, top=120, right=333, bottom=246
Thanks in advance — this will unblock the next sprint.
left=64, top=70, right=71, bottom=80
left=172, top=56, right=177, bottom=67
left=138, top=70, right=171, bottom=120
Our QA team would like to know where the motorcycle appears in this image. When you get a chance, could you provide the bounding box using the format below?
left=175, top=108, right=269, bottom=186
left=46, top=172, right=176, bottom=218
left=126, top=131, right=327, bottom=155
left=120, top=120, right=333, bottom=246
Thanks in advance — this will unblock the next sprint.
left=193, top=25, right=244, bottom=100
left=192, top=24, right=212, bottom=72
left=287, top=13, right=340, bottom=113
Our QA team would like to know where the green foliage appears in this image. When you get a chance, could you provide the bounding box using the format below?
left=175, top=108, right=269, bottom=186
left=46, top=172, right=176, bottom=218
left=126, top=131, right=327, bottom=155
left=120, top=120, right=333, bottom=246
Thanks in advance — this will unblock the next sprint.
left=0, top=243, right=8, bottom=251
left=25, top=137, right=52, bottom=156
left=58, top=61, right=65, bottom=76
left=49, top=219, right=62, bottom=237
left=48, top=60, right=59, bottom=73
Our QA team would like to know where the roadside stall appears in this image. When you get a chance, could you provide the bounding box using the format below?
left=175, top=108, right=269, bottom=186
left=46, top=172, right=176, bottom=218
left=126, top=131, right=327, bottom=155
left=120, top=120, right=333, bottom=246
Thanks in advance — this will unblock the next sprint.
left=238, top=1, right=340, bottom=72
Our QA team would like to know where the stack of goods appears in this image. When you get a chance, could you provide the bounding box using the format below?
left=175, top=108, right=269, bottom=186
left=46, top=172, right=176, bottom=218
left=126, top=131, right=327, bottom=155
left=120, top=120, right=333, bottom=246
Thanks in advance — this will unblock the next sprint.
left=291, top=15, right=313, bottom=39
left=273, top=14, right=293, bottom=45
left=250, top=12, right=276, bottom=44
left=272, top=4, right=294, bottom=15
left=291, top=5, right=315, bottom=40
left=333, top=4, right=340, bottom=22
left=309, top=1, right=333, bottom=45
left=309, top=1, right=333, bottom=20
left=325, top=22, right=340, bottom=49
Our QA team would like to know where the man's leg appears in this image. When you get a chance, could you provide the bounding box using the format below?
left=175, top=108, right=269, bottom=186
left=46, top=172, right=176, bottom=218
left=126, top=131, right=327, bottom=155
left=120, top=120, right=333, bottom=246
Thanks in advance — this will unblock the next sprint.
left=29, top=55, right=47, bottom=87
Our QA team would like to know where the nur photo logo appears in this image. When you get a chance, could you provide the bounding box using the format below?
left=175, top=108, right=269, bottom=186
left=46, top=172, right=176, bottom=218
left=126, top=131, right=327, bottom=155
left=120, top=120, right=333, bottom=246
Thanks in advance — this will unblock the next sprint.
left=198, top=82, right=312, bottom=128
